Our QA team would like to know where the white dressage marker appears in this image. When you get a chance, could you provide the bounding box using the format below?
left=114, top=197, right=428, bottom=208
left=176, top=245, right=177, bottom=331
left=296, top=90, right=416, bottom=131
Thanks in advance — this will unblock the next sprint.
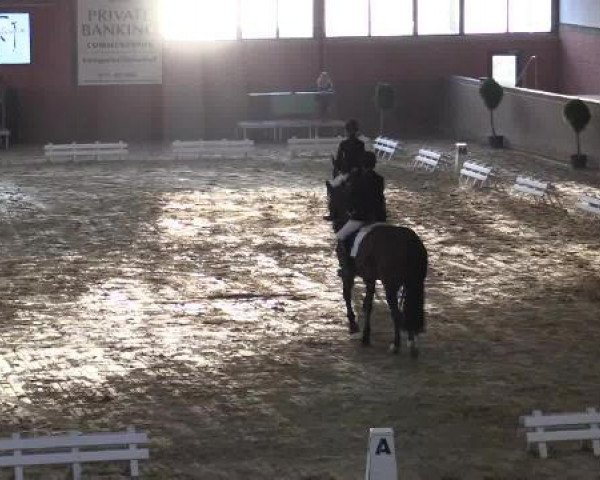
left=172, top=139, right=254, bottom=159
left=44, top=142, right=128, bottom=162
left=522, top=409, right=600, bottom=459
left=373, top=137, right=400, bottom=162
left=412, top=148, right=446, bottom=172
left=459, top=161, right=493, bottom=187
left=365, top=428, right=398, bottom=480
left=0, top=427, right=149, bottom=480
left=454, top=142, right=468, bottom=173
left=512, top=176, right=556, bottom=203
left=577, top=195, right=600, bottom=217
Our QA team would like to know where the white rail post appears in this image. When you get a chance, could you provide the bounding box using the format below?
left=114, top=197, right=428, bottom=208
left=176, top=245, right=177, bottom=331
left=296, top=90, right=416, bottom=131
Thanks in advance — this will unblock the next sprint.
left=128, top=426, right=140, bottom=478
left=13, top=433, right=24, bottom=480
left=587, top=407, right=600, bottom=456
left=532, top=410, right=548, bottom=459
left=455, top=142, right=467, bottom=173
left=365, top=428, right=398, bottom=480
left=71, top=431, right=82, bottom=480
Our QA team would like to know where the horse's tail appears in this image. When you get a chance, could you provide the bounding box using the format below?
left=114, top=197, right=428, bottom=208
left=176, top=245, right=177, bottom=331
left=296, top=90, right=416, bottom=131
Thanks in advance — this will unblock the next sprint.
left=404, top=240, right=428, bottom=334
left=404, top=277, right=425, bottom=334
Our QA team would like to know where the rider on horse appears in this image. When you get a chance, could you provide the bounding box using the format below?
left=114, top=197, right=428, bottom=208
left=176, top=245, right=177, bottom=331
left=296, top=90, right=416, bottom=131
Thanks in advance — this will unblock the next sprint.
left=335, top=150, right=387, bottom=277
left=333, top=119, right=365, bottom=178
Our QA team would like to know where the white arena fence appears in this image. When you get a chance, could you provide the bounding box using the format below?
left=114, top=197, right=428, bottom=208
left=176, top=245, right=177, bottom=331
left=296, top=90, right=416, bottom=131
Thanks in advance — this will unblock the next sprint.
left=172, top=139, right=255, bottom=159
left=44, top=142, right=128, bottom=161
left=0, top=427, right=149, bottom=480
left=522, top=409, right=600, bottom=459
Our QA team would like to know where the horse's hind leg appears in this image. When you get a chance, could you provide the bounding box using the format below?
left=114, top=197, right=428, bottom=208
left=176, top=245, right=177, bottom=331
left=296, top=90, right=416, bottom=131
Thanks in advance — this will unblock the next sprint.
left=384, top=284, right=402, bottom=354
left=407, top=331, right=419, bottom=359
left=343, top=275, right=359, bottom=334
left=361, top=280, right=376, bottom=346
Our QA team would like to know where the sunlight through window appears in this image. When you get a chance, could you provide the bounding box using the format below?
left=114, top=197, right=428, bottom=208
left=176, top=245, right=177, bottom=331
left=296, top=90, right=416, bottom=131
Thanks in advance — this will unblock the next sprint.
left=325, top=0, right=369, bottom=37
left=417, top=0, right=460, bottom=35
left=241, top=0, right=277, bottom=39
left=278, top=0, right=313, bottom=38
left=465, top=0, right=507, bottom=34
left=509, top=0, right=552, bottom=33
left=160, top=0, right=238, bottom=41
left=370, top=0, right=413, bottom=36
left=493, top=54, right=517, bottom=87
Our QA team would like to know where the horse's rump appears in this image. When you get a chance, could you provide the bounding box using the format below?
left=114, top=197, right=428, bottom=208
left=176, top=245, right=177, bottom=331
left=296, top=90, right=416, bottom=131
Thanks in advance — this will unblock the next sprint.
left=354, top=224, right=428, bottom=284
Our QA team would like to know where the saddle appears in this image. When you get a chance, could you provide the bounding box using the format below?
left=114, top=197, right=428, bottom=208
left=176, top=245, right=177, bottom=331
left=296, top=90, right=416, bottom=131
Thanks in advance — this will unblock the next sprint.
left=349, top=223, right=388, bottom=257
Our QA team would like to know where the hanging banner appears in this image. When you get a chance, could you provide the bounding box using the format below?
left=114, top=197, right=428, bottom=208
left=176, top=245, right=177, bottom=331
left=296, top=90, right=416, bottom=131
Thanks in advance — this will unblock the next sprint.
left=78, top=0, right=162, bottom=85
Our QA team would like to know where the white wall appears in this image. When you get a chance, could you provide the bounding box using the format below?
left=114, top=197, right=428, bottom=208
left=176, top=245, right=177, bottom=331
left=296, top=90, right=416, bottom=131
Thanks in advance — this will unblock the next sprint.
left=560, top=0, right=600, bottom=28
left=441, top=76, right=600, bottom=167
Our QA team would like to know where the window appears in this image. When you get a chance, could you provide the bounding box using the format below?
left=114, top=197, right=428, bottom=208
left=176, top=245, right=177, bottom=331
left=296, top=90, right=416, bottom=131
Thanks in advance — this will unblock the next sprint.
left=464, top=0, right=507, bottom=34
left=241, top=0, right=313, bottom=39
left=492, top=54, right=517, bottom=87
left=325, top=0, right=369, bottom=37
left=371, top=0, right=413, bottom=36
left=278, top=0, right=313, bottom=38
left=509, top=0, right=552, bottom=33
left=241, top=0, right=277, bottom=39
left=417, top=0, right=460, bottom=35
left=160, top=0, right=238, bottom=41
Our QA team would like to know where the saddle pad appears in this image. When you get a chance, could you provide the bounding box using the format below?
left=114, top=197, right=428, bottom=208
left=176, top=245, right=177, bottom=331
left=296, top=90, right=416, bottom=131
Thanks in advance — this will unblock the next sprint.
left=351, top=223, right=388, bottom=258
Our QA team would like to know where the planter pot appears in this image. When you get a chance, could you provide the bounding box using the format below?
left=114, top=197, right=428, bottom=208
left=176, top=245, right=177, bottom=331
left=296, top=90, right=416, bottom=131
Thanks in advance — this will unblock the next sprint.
left=488, top=135, right=504, bottom=149
left=571, top=154, right=588, bottom=169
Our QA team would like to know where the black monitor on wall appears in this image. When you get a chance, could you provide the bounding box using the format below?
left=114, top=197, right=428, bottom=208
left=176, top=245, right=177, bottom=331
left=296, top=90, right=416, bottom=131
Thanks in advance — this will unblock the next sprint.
left=0, top=13, right=31, bottom=65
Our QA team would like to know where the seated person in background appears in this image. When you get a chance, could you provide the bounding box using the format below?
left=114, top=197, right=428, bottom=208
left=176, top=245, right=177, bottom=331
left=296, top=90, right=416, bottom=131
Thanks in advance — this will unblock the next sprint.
left=332, top=119, right=365, bottom=178
left=316, top=71, right=334, bottom=118
left=317, top=71, right=334, bottom=92
left=335, top=151, right=387, bottom=276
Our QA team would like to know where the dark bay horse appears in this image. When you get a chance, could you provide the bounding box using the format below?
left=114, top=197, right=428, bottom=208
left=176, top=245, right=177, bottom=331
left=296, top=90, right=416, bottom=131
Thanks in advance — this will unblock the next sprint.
left=326, top=180, right=428, bottom=357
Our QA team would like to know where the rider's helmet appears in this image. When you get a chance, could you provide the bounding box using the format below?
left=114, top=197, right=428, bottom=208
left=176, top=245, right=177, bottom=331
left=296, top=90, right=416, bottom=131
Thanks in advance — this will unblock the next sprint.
left=345, top=119, right=359, bottom=136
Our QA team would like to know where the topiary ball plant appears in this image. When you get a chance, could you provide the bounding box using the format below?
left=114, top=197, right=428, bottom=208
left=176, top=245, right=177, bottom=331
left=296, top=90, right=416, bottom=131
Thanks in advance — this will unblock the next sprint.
left=479, top=78, right=505, bottom=148
left=375, top=82, right=395, bottom=135
left=563, top=98, right=591, bottom=168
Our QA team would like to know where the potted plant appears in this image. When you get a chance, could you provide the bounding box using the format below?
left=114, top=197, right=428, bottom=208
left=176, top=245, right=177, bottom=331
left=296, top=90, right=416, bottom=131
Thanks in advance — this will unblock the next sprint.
left=479, top=78, right=504, bottom=148
left=375, top=83, right=395, bottom=135
left=563, top=98, right=591, bottom=169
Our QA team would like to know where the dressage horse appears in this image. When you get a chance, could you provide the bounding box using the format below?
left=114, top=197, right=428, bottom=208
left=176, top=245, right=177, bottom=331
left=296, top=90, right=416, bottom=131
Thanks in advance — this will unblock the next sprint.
left=326, top=180, right=428, bottom=357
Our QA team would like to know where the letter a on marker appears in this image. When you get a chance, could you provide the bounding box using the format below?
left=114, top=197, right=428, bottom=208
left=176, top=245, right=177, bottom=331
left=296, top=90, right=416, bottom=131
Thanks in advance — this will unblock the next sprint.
left=376, top=439, right=391, bottom=455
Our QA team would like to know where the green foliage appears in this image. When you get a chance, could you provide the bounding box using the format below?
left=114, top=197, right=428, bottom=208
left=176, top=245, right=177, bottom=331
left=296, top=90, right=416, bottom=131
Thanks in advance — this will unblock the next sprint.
left=375, top=83, right=395, bottom=111
left=479, top=78, right=504, bottom=111
left=563, top=99, right=591, bottom=134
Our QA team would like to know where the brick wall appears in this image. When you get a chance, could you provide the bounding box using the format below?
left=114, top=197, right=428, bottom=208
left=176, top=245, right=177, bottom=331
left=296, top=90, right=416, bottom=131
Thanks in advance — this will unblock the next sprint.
left=559, top=25, right=600, bottom=94
left=0, top=0, right=561, bottom=143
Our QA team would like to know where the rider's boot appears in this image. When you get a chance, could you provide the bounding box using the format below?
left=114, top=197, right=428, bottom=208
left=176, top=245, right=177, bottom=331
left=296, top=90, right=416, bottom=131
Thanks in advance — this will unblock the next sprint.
left=336, top=240, right=354, bottom=278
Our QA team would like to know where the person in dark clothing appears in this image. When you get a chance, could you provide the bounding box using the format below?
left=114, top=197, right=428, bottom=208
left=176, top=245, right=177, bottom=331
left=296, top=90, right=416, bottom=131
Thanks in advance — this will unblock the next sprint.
left=324, top=119, right=366, bottom=221
left=332, top=119, right=365, bottom=177
left=335, top=151, right=387, bottom=276
left=349, top=151, right=387, bottom=223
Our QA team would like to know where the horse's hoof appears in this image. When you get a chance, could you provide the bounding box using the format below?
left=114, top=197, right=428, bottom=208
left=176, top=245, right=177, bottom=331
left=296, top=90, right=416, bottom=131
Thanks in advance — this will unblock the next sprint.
left=388, top=344, right=400, bottom=355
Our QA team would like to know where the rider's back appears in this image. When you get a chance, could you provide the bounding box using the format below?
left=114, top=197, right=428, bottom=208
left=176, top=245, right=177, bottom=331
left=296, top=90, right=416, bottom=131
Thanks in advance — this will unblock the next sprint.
left=336, top=135, right=365, bottom=173
left=349, top=169, right=387, bottom=223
